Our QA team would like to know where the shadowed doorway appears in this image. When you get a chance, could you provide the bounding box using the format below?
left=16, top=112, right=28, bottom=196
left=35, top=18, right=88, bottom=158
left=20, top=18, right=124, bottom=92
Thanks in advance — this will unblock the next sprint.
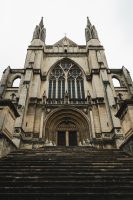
left=57, top=131, right=66, bottom=146
left=69, top=131, right=77, bottom=146
left=57, top=131, right=77, bottom=146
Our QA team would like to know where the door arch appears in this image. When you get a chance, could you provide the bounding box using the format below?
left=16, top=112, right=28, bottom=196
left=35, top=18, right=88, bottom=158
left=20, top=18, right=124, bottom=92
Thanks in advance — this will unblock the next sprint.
left=44, top=107, right=90, bottom=146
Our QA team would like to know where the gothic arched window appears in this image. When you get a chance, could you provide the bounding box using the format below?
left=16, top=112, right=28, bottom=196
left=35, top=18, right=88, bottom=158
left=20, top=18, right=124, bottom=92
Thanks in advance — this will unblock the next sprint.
left=48, top=59, right=85, bottom=100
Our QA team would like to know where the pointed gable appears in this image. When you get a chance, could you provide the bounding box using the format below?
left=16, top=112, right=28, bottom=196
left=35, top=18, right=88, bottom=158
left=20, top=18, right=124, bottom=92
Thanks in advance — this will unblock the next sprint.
left=54, top=36, right=78, bottom=47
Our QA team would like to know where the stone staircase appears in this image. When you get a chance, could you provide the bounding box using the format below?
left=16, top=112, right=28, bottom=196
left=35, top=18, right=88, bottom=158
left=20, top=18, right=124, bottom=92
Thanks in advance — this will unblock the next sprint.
left=0, top=146, right=133, bottom=199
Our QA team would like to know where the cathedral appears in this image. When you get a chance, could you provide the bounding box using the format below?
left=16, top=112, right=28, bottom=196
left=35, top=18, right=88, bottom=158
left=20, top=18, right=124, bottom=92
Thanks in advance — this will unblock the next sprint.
left=0, top=17, right=133, bottom=157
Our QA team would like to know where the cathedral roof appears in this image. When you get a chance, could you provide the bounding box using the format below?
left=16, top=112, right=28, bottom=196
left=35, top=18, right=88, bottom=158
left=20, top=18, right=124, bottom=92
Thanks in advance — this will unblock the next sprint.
left=54, top=36, right=78, bottom=47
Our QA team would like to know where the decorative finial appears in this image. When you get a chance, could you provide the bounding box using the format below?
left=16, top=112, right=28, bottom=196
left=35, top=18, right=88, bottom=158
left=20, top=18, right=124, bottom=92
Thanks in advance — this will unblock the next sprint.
left=39, top=17, right=44, bottom=28
left=87, top=17, right=92, bottom=27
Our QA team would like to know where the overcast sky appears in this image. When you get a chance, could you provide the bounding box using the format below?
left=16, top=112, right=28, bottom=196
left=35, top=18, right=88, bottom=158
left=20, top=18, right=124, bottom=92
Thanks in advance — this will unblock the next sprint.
left=0, top=0, right=133, bottom=79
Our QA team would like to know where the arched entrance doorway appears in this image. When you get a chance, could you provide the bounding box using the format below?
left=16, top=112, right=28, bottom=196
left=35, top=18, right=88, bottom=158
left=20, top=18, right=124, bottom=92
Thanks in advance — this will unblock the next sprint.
left=57, top=119, right=78, bottom=146
left=44, top=107, right=90, bottom=146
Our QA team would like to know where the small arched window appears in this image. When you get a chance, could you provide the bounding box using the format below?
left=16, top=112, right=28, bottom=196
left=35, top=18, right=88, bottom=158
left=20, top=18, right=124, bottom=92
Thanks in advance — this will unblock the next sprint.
left=12, top=77, right=21, bottom=87
left=112, top=78, right=121, bottom=87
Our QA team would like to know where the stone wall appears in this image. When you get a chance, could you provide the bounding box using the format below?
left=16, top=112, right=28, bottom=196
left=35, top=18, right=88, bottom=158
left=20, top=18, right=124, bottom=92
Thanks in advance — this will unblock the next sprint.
left=0, top=18, right=133, bottom=150
left=116, top=100, right=133, bottom=152
left=0, top=100, right=19, bottom=157
left=0, top=134, right=17, bottom=158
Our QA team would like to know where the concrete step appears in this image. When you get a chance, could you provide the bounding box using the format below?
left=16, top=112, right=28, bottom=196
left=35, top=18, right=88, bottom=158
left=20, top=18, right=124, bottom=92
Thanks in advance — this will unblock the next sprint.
left=1, top=185, right=133, bottom=193
left=1, top=180, right=133, bottom=187
left=0, top=146, right=133, bottom=199
left=0, top=192, right=133, bottom=200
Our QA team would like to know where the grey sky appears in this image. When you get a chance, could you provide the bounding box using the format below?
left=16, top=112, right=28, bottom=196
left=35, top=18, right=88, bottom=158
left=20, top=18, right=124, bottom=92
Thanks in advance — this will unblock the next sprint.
left=0, top=0, right=133, bottom=78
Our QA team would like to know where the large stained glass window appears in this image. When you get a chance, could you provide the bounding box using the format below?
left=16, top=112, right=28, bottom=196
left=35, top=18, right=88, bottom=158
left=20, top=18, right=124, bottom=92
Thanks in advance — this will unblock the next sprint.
left=48, top=59, right=85, bottom=99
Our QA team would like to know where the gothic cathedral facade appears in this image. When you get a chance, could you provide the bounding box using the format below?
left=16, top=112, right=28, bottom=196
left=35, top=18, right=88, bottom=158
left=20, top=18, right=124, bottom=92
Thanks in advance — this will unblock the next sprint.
left=0, top=17, right=133, bottom=156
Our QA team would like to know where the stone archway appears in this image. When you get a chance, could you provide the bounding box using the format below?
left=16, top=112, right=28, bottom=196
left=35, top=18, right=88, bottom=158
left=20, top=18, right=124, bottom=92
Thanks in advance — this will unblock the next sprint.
left=44, top=107, right=90, bottom=146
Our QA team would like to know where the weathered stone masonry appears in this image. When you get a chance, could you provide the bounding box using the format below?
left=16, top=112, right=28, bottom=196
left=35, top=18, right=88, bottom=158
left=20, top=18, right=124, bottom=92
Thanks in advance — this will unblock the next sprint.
left=0, top=17, right=133, bottom=156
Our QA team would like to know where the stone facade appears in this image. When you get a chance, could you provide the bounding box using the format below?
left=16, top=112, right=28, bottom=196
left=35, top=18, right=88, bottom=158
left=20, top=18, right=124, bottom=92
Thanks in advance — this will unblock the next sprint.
left=0, top=17, right=133, bottom=153
left=116, top=100, right=133, bottom=154
left=0, top=100, right=19, bottom=157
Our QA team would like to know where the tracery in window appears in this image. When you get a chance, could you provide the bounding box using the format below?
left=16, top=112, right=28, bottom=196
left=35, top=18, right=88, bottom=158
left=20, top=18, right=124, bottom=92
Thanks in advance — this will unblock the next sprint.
left=48, top=59, right=85, bottom=100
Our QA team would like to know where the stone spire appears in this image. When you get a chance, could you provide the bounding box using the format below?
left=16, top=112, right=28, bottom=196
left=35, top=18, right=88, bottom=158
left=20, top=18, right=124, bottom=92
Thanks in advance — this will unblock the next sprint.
left=32, top=17, right=46, bottom=43
left=39, top=17, right=44, bottom=28
left=87, top=17, right=92, bottom=28
left=85, top=17, right=99, bottom=42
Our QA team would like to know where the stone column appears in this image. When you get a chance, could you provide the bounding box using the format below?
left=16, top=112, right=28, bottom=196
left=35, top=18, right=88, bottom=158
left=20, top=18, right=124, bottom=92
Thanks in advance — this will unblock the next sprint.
left=90, top=110, right=95, bottom=138
left=66, top=131, right=69, bottom=146
left=39, top=111, right=44, bottom=138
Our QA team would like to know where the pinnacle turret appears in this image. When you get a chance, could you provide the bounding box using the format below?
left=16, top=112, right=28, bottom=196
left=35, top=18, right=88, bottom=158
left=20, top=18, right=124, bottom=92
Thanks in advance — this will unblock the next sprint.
left=85, top=17, right=99, bottom=42
left=32, top=17, right=46, bottom=43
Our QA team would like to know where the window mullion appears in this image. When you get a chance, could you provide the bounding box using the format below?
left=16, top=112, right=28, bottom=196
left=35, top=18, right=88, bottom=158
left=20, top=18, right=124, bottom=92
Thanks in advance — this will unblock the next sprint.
left=51, top=80, right=53, bottom=98
left=56, top=78, right=58, bottom=99
left=81, top=79, right=85, bottom=99
left=75, top=78, right=77, bottom=99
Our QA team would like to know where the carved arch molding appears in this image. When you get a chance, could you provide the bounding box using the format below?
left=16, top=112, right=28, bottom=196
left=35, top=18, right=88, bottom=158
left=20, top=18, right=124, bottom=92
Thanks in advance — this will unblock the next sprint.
left=44, top=108, right=91, bottom=146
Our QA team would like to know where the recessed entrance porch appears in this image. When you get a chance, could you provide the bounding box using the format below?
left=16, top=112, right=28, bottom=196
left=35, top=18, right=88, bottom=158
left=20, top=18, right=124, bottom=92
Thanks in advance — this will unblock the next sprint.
left=44, top=108, right=91, bottom=147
